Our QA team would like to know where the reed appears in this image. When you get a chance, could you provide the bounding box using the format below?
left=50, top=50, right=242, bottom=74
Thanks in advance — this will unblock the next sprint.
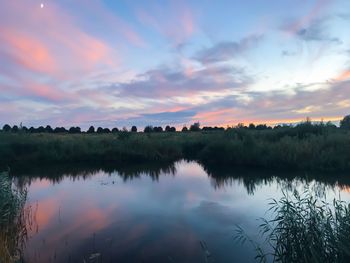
left=0, top=171, right=28, bottom=263
left=235, top=188, right=350, bottom=263
left=1, top=124, right=350, bottom=172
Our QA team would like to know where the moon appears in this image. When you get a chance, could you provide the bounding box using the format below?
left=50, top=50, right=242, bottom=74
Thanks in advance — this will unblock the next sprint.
left=40, top=3, right=44, bottom=8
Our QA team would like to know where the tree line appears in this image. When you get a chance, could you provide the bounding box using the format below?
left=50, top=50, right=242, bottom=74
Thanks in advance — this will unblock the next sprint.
left=1, top=115, right=350, bottom=134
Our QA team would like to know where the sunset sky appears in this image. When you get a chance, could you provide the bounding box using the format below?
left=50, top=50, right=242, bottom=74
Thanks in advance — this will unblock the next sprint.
left=1, top=0, right=350, bottom=129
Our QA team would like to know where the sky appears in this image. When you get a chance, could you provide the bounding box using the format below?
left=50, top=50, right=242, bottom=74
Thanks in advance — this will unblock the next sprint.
left=0, top=0, right=350, bottom=129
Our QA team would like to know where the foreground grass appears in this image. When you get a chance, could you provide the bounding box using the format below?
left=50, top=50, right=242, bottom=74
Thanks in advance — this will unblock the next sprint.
left=236, top=188, right=350, bottom=263
left=0, top=171, right=28, bottom=263
left=1, top=127, right=350, bottom=171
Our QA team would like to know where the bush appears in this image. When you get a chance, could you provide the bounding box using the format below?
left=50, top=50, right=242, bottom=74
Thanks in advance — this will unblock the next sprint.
left=340, top=115, right=350, bottom=129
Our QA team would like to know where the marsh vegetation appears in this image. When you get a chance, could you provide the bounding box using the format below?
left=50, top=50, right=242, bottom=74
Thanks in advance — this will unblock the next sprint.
left=0, top=171, right=32, bottom=263
left=1, top=117, right=350, bottom=172
left=236, top=188, right=350, bottom=263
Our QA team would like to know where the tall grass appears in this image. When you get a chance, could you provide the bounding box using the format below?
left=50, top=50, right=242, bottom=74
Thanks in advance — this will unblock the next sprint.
left=235, top=188, right=350, bottom=263
left=1, top=127, right=350, bottom=171
left=0, top=171, right=29, bottom=263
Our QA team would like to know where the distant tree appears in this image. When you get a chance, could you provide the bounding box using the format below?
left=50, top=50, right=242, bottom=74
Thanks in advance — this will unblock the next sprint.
left=45, top=125, right=53, bottom=133
left=170, top=127, right=176, bottom=132
left=235, top=123, right=246, bottom=129
left=190, top=122, right=200, bottom=132
left=37, top=126, right=45, bottom=133
left=325, top=121, right=337, bottom=129
left=182, top=126, right=188, bottom=132
left=165, top=125, right=171, bottom=132
left=131, top=126, right=137, bottom=132
left=256, top=124, right=268, bottom=130
left=69, top=127, right=81, bottom=134
left=29, top=127, right=35, bottom=133
left=112, top=127, right=119, bottom=133
left=12, top=125, right=19, bottom=132
left=144, top=126, right=153, bottom=133
left=2, top=124, right=11, bottom=132
left=97, top=127, right=104, bottom=133
left=87, top=126, right=95, bottom=133
left=248, top=123, right=256, bottom=129
left=22, top=126, right=28, bottom=133
left=340, top=115, right=350, bottom=129
left=103, top=128, right=111, bottom=133
left=59, top=127, right=67, bottom=133
left=153, top=126, right=163, bottom=132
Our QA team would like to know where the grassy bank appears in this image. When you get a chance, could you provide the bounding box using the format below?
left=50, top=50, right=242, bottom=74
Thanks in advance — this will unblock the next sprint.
left=1, top=125, right=350, bottom=171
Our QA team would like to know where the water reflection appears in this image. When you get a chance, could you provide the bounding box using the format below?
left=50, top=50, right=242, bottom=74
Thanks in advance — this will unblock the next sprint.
left=11, top=161, right=350, bottom=195
left=3, top=161, right=350, bottom=263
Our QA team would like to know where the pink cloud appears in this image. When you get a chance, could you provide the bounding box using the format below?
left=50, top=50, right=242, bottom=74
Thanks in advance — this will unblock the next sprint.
left=0, top=27, right=56, bottom=74
left=335, top=70, right=350, bottom=82
left=0, top=0, right=119, bottom=78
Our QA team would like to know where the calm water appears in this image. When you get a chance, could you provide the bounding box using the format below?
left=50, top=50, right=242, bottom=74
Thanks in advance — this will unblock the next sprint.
left=11, top=161, right=350, bottom=263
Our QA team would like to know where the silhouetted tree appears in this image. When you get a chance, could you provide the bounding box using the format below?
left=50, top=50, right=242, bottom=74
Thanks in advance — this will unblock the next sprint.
left=236, top=123, right=246, bottom=129
left=170, top=127, right=176, bottom=132
left=144, top=126, right=153, bottom=133
left=340, top=115, right=350, bottom=129
left=68, top=127, right=81, bottom=134
left=37, top=126, right=45, bottom=133
left=97, top=127, right=103, bottom=133
left=112, top=127, right=119, bottom=133
left=256, top=124, right=269, bottom=130
left=87, top=126, right=95, bottom=133
left=165, top=125, right=171, bottom=132
left=12, top=125, right=19, bottom=132
left=45, top=125, right=53, bottom=133
left=29, top=127, right=35, bottom=133
left=202, top=126, right=225, bottom=131
left=248, top=123, right=256, bottom=129
left=131, top=126, right=137, bottom=132
left=103, top=128, right=111, bottom=133
left=325, top=121, right=337, bottom=129
left=190, top=122, right=200, bottom=132
left=182, top=126, right=188, bottom=132
left=2, top=124, right=11, bottom=132
left=153, top=126, right=163, bottom=132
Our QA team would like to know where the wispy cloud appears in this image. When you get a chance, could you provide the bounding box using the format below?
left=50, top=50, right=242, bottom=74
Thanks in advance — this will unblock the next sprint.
left=136, top=0, right=195, bottom=47
left=0, top=0, right=349, bottom=128
left=295, top=18, right=341, bottom=43
left=115, top=64, right=252, bottom=99
left=193, top=35, right=262, bottom=64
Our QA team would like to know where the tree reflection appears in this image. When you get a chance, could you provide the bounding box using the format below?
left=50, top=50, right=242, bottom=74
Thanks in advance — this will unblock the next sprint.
left=7, top=161, right=350, bottom=196
left=200, top=162, right=350, bottom=195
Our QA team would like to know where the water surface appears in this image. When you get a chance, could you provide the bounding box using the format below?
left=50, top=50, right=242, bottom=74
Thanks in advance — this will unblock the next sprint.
left=12, top=161, right=350, bottom=263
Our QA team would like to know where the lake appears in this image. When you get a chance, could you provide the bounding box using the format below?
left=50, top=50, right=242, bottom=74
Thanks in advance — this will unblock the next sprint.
left=10, top=160, right=350, bottom=263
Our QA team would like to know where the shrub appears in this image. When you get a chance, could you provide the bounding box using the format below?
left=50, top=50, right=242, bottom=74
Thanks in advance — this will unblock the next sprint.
left=340, top=115, right=350, bottom=130
left=190, top=122, right=200, bottom=132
